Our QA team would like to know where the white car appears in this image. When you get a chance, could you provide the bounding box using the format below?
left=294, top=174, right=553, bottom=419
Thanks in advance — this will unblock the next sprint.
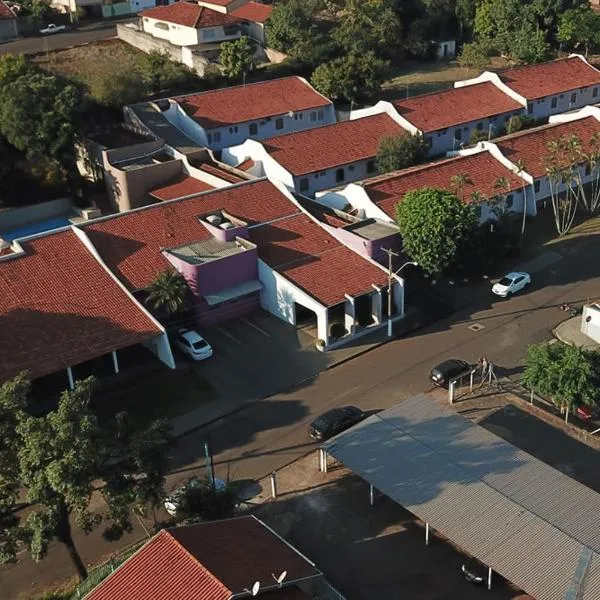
left=164, top=477, right=226, bottom=517
left=492, top=271, right=531, bottom=297
left=174, top=328, right=213, bottom=360
left=40, top=23, right=66, bottom=35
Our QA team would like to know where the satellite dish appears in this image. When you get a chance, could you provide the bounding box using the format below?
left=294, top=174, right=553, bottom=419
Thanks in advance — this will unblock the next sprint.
left=250, top=581, right=260, bottom=596
left=273, top=571, right=287, bottom=586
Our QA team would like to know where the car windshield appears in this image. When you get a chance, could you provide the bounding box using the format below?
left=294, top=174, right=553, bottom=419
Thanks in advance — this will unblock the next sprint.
left=192, top=340, right=208, bottom=350
left=498, top=277, right=513, bottom=286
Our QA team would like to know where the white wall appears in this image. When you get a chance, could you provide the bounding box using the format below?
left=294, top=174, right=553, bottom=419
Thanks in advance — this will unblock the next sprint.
left=315, top=184, right=394, bottom=222
left=294, top=159, right=378, bottom=197
left=526, top=86, right=600, bottom=119
left=199, top=24, right=242, bottom=43
left=142, top=16, right=200, bottom=45
left=582, top=304, right=600, bottom=343
left=454, top=71, right=528, bottom=107
left=350, top=101, right=420, bottom=135
left=435, top=40, right=456, bottom=59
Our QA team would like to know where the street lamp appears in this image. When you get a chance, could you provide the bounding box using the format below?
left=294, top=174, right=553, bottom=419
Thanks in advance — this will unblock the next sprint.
left=382, top=247, right=418, bottom=337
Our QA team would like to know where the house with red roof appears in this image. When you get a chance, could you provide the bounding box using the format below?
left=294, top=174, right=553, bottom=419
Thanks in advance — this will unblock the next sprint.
left=83, top=516, right=343, bottom=600
left=455, top=55, right=600, bottom=120
left=0, top=0, right=17, bottom=41
left=163, top=76, right=336, bottom=151
left=222, top=114, right=406, bottom=196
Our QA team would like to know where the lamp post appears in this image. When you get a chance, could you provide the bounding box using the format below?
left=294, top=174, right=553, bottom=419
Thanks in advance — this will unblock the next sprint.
left=382, top=248, right=418, bottom=337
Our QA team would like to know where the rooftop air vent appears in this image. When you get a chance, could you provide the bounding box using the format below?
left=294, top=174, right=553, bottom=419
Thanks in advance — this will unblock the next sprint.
left=220, top=222, right=234, bottom=230
left=206, top=214, right=222, bottom=225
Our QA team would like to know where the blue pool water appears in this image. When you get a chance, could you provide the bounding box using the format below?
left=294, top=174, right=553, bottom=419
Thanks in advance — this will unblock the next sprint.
left=1, top=217, right=72, bottom=242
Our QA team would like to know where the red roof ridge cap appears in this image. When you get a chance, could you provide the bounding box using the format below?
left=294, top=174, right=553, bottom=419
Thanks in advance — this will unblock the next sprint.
left=494, top=116, right=595, bottom=144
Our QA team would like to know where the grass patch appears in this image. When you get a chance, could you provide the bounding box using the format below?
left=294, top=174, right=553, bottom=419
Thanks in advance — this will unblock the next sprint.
left=94, top=367, right=218, bottom=427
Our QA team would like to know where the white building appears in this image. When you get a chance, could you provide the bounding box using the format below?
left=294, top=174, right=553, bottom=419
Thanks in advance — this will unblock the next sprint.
left=162, top=76, right=336, bottom=151
left=222, top=113, right=406, bottom=196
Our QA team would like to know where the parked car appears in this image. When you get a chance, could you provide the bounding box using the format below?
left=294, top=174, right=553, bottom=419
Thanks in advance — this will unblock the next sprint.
left=461, top=557, right=488, bottom=585
left=309, top=406, right=365, bottom=441
left=40, top=23, right=67, bottom=35
left=174, top=328, right=213, bottom=361
left=429, top=359, right=471, bottom=387
left=164, top=477, right=226, bottom=517
left=492, top=271, right=531, bottom=297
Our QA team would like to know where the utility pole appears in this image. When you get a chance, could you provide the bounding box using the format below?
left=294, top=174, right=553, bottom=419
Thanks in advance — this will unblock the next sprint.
left=382, top=247, right=399, bottom=337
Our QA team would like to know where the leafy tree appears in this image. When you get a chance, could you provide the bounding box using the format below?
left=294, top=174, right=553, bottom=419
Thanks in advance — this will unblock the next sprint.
left=405, top=18, right=436, bottom=59
left=177, top=479, right=238, bottom=523
left=557, top=7, right=600, bottom=57
left=311, top=51, right=388, bottom=104
left=469, top=127, right=491, bottom=145
left=137, top=51, right=195, bottom=94
left=523, top=342, right=598, bottom=422
left=264, top=0, right=316, bottom=54
left=220, top=36, right=255, bottom=80
left=510, top=23, right=550, bottom=64
left=146, top=268, right=190, bottom=314
left=19, top=0, right=53, bottom=22
left=90, top=69, right=146, bottom=109
left=376, top=133, right=429, bottom=174
left=0, top=375, right=173, bottom=580
left=455, top=0, right=478, bottom=38
left=395, top=188, right=477, bottom=275
left=457, top=42, right=490, bottom=72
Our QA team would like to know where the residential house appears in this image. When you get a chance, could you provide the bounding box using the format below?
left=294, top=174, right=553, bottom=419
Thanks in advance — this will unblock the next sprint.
left=162, top=76, right=336, bottom=150
left=229, top=1, right=272, bottom=43
left=351, top=82, right=525, bottom=156
left=0, top=0, right=17, bottom=41
left=222, top=113, right=406, bottom=196
left=455, top=55, right=600, bottom=120
left=83, top=516, right=344, bottom=600
left=316, top=149, right=531, bottom=225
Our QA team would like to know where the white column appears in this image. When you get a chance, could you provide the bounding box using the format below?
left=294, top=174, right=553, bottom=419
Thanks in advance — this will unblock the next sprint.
left=344, top=294, right=355, bottom=335
left=369, top=484, right=374, bottom=506
left=371, top=285, right=382, bottom=324
left=425, top=522, right=430, bottom=546
left=487, top=566, right=492, bottom=590
left=112, top=350, right=120, bottom=374
left=66, top=366, right=75, bottom=390
left=317, top=309, right=329, bottom=347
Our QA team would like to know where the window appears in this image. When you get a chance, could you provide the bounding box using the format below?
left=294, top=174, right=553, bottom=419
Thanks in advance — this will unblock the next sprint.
left=228, top=126, right=238, bottom=134
left=275, top=117, right=284, bottom=130
left=335, top=168, right=345, bottom=182
left=527, top=103, right=533, bottom=114
left=310, top=112, right=317, bottom=122
left=203, top=29, right=216, bottom=39
left=223, top=24, right=240, bottom=36
left=594, top=87, right=599, bottom=98
left=207, top=133, right=213, bottom=144
left=213, top=131, right=221, bottom=143
left=425, top=136, right=432, bottom=148
left=293, top=113, right=303, bottom=120
left=585, top=163, right=592, bottom=176
left=349, top=165, right=355, bottom=172
left=454, top=128, right=462, bottom=141
left=299, top=178, right=309, bottom=192
left=154, top=22, right=169, bottom=30
left=551, top=97, right=557, bottom=109
left=506, top=194, right=514, bottom=209
left=534, top=180, right=540, bottom=193
left=476, top=122, right=483, bottom=131
left=317, top=110, right=324, bottom=120
left=366, top=160, right=376, bottom=174
left=249, top=123, right=258, bottom=135
left=570, top=92, right=577, bottom=104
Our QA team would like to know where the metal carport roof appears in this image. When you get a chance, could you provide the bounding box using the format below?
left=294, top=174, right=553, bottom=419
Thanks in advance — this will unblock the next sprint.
left=321, top=394, right=600, bottom=600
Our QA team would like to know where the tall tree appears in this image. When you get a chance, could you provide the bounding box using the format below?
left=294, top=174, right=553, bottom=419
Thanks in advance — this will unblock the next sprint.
left=557, top=7, right=600, bottom=57
left=220, top=36, right=255, bottom=80
left=0, top=375, right=173, bottom=581
left=264, top=0, right=317, bottom=54
left=395, top=187, right=477, bottom=275
left=457, top=42, right=490, bottom=72
left=376, top=133, right=429, bottom=174
left=146, top=268, right=190, bottom=315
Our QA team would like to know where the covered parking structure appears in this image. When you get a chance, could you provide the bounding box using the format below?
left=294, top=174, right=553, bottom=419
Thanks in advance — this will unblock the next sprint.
left=319, top=394, right=600, bottom=600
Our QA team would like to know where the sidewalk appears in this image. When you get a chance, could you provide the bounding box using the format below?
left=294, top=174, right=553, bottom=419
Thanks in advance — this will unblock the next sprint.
left=553, top=316, right=599, bottom=350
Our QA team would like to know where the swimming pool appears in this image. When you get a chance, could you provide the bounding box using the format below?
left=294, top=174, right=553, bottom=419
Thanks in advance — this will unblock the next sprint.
left=0, top=216, right=72, bottom=242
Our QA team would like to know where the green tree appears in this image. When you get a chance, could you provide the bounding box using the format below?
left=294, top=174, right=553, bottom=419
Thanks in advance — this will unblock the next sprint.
left=311, top=51, right=388, bottom=104
left=455, top=0, right=478, bottom=37
left=395, top=188, right=477, bottom=275
left=0, top=375, right=173, bottom=580
left=457, top=42, right=490, bottom=72
left=146, top=268, right=189, bottom=314
left=557, top=7, right=600, bottom=57
left=177, top=479, right=238, bottom=523
left=137, top=51, right=195, bottom=94
left=264, top=0, right=316, bottom=54
left=90, top=68, right=147, bottom=108
left=523, top=342, right=598, bottom=422
left=469, top=127, right=491, bottom=145
left=510, top=23, right=550, bottom=64
left=220, top=36, right=255, bottom=79
left=376, top=133, right=429, bottom=174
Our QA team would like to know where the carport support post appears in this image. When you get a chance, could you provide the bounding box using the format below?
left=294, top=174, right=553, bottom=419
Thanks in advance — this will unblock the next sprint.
left=321, top=448, right=328, bottom=473
left=270, top=471, right=277, bottom=498
left=487, top=566, right=492, bottom=590
left=66, top=366, right=74, bottom=390
left=369, top=484, right=374, bottom=506
left=425, top=522, right=430, bottom=546
left=112, top=350, right=119, bottom=374
left=448, top=380, right=455, bottom=404
left=470, top=370, right=474, bottom=392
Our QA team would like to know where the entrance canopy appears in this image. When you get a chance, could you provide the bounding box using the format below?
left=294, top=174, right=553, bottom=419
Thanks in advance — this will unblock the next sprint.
left=321, top=394, right=600, bottom=600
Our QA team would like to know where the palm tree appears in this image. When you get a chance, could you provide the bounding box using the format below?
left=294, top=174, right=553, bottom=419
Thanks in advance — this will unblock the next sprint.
left=450, top=172, right=473, bottom=203
left=514, top=158, right=529, bottom=238
left=146, top=268, right=189, bottom=314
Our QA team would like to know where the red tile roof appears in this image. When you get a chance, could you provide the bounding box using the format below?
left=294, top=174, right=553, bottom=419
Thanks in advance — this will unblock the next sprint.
left=263, top=114, right=404, bottom=176
left=251, top=213, right=388, bottom=306
left=198, top=162, right=244, bottom=183
left=231, top=1, right=273, bottom=22
left=392, top=82, right=523, bottom=133
left=0, top=0, right=15, bottom=19
left=85, top=516, right=320, bottom=600
left=494, top=116, right=600, bottom=178
left=363, top=151, right=524, bottom=218
left=140, top=2, right=242, bottom=28
left=498, top=56, right=600, bottom=101
left=0, top=229, right=161, bottom=384
left=237, top=158, right=256, bottom=171
left=149, top=175, right=215, bottom=201
left=199, top=0, right=233, bottom=5
left=84, top=180, right=300, bottom=291
left=175, top=77, right=331, bottom=129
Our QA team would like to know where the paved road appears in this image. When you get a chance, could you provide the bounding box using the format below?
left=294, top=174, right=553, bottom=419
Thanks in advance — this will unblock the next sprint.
left=0, top=20, right=128, bottom=55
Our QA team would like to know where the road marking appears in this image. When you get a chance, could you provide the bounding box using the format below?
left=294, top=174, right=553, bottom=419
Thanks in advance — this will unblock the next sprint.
left=243, top=318, right=271, bottom=337
left=215, top=325, right=244, bottom=346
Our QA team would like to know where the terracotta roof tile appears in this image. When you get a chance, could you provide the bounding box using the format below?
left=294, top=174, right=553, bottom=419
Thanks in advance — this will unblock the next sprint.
left=499, top=56, right=600, bottom=100
left=174, top=77, right=331, bottom=129
left=237, top=158, right=256, bottom=171
left=393, top=82, right=523, bottom=133
left=363, top=151, right=524, bottom=218
left=494, top=116, right=600, bottom=178
left=85, top=516, right=320, bottom=600
left=251, top=213, right=388, bottom=306
left=263, top=114, right=404, bottom=176
left=84, top=180, right=300, bottom=291
left=231, top=1, right=273, bottom=23
left=198, top=163, right=244, bottom=183
left=149, top=175, right=215, bottom=201
left=0, top=0, right=15, bottom=19
left=140, top=2, right=242, bottom=28
left=0, top=229, right=161, bottom=383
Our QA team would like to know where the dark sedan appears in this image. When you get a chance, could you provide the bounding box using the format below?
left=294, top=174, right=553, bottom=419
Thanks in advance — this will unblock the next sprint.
left=309, top=406, right=365, bottom=441
left=430, top=359, right=471, bottom=387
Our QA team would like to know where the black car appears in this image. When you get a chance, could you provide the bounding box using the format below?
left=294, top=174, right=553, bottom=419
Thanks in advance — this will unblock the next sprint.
left=461, top=558, right=488, bottom=586
left=430, top=359, right=471, bottom=387
left=309, top=406, right=365, bottom=441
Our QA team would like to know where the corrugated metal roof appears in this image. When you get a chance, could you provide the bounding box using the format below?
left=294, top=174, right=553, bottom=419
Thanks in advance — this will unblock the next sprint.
left=322, top=394, right=600, bottom=600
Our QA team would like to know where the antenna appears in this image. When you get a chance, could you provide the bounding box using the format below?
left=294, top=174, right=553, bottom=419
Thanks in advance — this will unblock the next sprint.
left=272, top=571, right=287, bottom=586
left=243, top=581, right=260, bottom=596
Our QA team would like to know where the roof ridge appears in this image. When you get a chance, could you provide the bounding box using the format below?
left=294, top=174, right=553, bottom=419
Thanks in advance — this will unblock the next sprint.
left=194, top=4, right=204, bottom=28
left=495, top=115, right=594, bottom=144
left=498, top=55, right=574, bottom=75
left=393, top=80, right=493, bottom=104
